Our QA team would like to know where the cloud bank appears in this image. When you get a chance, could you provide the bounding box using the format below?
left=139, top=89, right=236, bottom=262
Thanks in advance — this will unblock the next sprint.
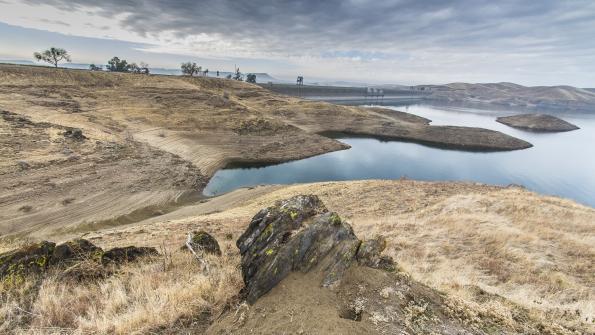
left=2, top=0, right=595, bottom=85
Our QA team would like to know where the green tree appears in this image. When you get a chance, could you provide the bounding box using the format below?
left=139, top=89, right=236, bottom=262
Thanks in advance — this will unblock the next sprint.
left=33, top=47, right=71, bottom=68
left=246, top=73, right=256, bottom=83
left=106, top=57, right=130, bottom=72
left=89, top=64, right=103, bottom=71
left=181, top=62, right=200, bottom=76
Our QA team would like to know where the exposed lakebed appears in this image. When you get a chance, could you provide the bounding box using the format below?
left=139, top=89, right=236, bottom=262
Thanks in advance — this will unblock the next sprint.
left=204, top=104, right=595, bottom=207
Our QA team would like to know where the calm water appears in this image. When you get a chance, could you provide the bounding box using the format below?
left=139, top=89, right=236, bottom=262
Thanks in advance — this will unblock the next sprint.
left=204, top=104, right=595, bottom=207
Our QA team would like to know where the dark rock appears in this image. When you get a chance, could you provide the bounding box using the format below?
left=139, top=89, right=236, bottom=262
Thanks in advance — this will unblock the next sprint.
left=50, top=239, right=102, bottom=266
left=64, top=128, right=86, bottom=140
left=356, top=236, right=395, bottom=271
left=101, top=246, right=158, bottom=264
left=237, top=195, right=361, bottom=304
left=1, top=240, right=158, bottom=283
left=184, top=230, right=221, bottom=256
left=0, top=241, right=56, bottom=281
left=17, top=160, right=30, bottom=170
left=376, top=255, right=396, bottom=272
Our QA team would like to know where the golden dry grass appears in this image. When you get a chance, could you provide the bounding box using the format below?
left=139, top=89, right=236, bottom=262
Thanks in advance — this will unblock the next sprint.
left=1, top=180, right=593, bottom=333
left=149, top=180, right=591, bottom=332
left=0, top=241, right=242, bottom=334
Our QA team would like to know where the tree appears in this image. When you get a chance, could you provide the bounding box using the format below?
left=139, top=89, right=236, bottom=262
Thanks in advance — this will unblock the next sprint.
left=139, top=62, right=150, bottom=75
left=128, top=63, right=140, bottom=73
left=246, top=73, right=256, bottom=83
left=33, top=47, right=71, bottom=68
left=233, top=67, right=243, bottom=81
left=89, top=64, right=103, bottom=71
left=106, top=57, right=130, bottom=72
left=181, top=62, right=200, bottom=76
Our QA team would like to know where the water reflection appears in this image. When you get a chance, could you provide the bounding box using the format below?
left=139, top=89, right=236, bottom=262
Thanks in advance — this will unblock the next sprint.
left=204, top=105, right=595, bottom=207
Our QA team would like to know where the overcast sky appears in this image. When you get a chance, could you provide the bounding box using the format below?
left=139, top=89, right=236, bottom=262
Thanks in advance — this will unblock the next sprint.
left=1, top=0, right=594, bottom=86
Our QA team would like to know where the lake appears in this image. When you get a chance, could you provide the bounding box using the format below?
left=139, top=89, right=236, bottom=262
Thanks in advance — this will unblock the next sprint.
left=204, top=104, right=595, bottom=207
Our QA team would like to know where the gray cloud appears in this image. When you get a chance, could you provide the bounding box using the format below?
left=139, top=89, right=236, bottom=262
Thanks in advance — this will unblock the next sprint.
left=21, top=1, right=593, bottom=54
left=14, top=0, right=595, bottom=85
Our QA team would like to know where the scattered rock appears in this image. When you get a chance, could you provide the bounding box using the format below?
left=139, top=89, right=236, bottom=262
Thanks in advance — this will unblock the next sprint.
left=50, top=239, right=102, bottom=266
left=0, top=239, right=158, bottom=283
left=184, top=230, right=221, bottom=256
left=101, top=246, right=158, bottom=264
left=18, top=205, right=33, bottom=213
left=64, top=128, right=86, bottom=140
left=0, top=241, right=55, bottom=281
left=17, top=160, right=30, bottom=170
left=237, top=195, right=363, bottom=303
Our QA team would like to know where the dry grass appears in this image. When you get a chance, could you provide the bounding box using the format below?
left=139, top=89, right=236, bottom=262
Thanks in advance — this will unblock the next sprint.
left=0, top=242, right=242, bottom=334
left=1, top=180, right=593, bottom=333
left=174, top=180, right=593, bottom=332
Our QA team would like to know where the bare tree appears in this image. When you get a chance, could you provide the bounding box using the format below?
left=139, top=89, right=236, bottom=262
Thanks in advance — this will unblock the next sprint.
left=33, top=47, right=71, bottom=67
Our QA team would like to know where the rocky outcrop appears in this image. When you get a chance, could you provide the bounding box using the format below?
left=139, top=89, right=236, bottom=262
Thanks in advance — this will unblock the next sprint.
left=237, top=195, right=392, bottom=304
left=0, top=239, right=158, bottom=283
left=496, top=114, right=579, bottom=132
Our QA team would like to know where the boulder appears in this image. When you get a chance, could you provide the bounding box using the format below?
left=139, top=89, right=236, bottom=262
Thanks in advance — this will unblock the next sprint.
left=357, top=236, right=396, bottom=271
left=0, top=239, right=158, bottom=283
left=184, top=231, right=221, bottom=256
left=237, top=195, right=364, bottom=304
left=50, top=239, right=102, bottom=265
left=0, top=241, right=55, bottom=281
left=101, top=246, right=158, bottom=264
left=64, top=128, right=86, bottom=140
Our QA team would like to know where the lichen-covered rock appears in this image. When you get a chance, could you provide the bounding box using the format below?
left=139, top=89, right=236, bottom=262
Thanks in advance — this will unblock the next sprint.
left=50, top=239, right=103, bottom=265
left=1, top=240, right=158, bottom=284
left=237, top=195, right=362, bottom=304
left=101, top=246, right=158, bottom=264
left=184, top=231, right=221, bottom=256
left=0, top=241, right=55, bottom=283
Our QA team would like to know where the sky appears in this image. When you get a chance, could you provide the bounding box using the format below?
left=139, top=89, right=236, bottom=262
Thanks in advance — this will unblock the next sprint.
left=0, top=0, right=594, bottom=86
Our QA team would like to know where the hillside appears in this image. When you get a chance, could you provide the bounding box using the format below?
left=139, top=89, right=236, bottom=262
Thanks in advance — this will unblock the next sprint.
left=0, top=64, right=530, bottom=238
left=0, top=64, right=592, bottom=334
left=2, top=180, right=593, bottom=334
left=416, top=82, right=595, bottom=111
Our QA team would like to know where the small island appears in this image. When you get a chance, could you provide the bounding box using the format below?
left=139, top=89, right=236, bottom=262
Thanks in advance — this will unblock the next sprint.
left=496, top=113, right=579, bottom=132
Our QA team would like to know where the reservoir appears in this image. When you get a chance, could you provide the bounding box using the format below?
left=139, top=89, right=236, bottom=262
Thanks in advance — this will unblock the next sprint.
left=204, top=104, right=595, bottom=207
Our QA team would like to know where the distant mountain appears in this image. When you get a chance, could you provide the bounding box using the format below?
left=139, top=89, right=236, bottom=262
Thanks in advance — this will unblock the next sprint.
left=412, top=82, right=595, bottom=111
left=584, top=88, right=595, bottom=93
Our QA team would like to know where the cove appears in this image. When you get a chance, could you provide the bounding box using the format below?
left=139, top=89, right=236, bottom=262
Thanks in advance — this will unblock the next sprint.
left=203, top=104, right=595, bottom=208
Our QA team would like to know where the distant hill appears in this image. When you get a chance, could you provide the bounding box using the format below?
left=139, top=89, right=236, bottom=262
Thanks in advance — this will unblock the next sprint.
left=0, top=60, right=280, bottom=84
left=413, top=82, right=595, bottom=111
